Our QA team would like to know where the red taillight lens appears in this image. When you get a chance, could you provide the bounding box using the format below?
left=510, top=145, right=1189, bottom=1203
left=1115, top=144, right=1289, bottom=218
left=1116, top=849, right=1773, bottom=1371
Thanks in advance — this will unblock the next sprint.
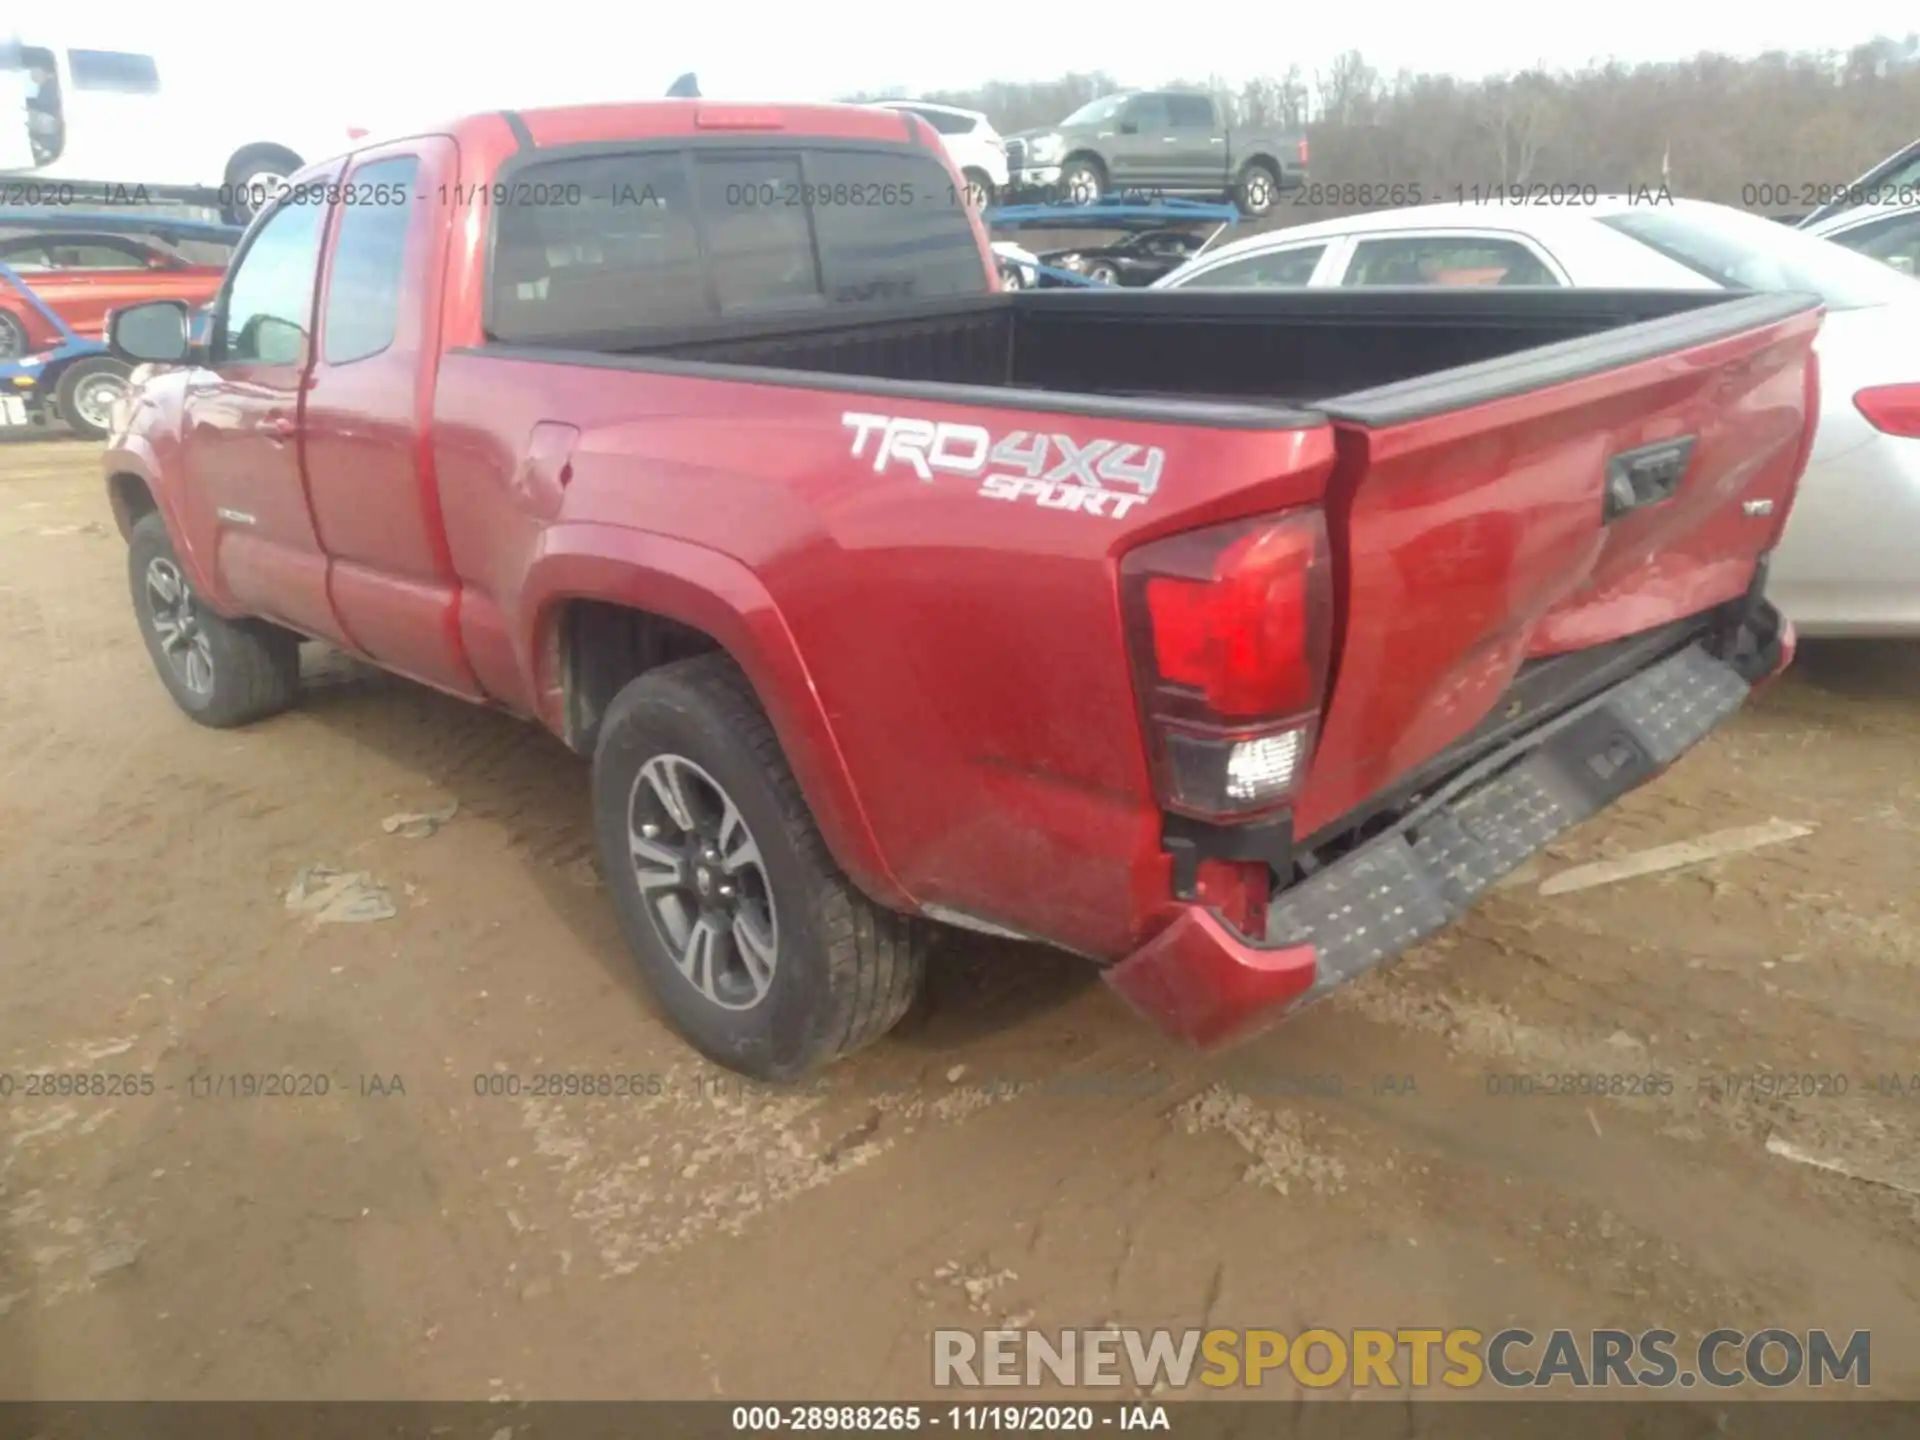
left=1854, top=384, right=1920, bottom=438
left=1297, top=137, right=1310, bottom=166
left=1122, top=509, right=1333, bottom=820
left=1145, top=521, right=1321, bottom=716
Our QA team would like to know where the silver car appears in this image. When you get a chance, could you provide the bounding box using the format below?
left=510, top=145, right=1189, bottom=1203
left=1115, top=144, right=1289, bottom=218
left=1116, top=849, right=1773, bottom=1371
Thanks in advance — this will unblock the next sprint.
left=1155, top=198, right=1920, bottom=637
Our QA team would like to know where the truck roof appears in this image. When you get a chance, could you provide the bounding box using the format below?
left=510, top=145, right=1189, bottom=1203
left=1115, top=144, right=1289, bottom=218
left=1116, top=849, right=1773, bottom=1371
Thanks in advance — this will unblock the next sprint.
left=345, top=99, right=938, bottom=166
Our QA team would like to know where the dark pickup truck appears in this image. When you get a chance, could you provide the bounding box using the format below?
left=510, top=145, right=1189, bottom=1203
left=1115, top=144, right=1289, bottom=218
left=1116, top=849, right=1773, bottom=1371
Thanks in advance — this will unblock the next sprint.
left=103, top=100, right=1818, bottom=1080
left=1005, top=90, right=1308, bottom=216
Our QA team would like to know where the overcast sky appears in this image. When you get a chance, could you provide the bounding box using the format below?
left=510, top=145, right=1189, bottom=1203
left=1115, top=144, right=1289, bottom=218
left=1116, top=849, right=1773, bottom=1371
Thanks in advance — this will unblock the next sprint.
left=46, top=0, right=1920, bottom=131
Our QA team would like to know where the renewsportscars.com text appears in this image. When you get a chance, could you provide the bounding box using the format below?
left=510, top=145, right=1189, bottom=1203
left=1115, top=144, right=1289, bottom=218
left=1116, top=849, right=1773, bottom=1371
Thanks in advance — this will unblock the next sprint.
left=932, top=1327, right=1871, bottom=1390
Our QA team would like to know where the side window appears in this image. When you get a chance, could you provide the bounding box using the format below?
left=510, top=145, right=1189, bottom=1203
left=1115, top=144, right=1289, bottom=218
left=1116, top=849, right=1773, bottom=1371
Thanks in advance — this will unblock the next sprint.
left=490, top=151, right=708, bottom=341
left=1184, top=244, right=1327, bottom=288
left=322, top=156, right=419, bottom=364
left=1344, top=235, right=1559, bottom=286
left=1833, top=212, right=1920, bottom=276
left=43, top=240, right=155, bottom=269
left=692, top=154, right=823, bottom=314
left=1165, top=95, right=1215, bottom=129
left=68, top=50, right=160, bottom=94
left=1124, top=96, right=1170, bottom=131
left=0, top=240, right=55, bottom=271
left=220, top=197, right=329, bottom=366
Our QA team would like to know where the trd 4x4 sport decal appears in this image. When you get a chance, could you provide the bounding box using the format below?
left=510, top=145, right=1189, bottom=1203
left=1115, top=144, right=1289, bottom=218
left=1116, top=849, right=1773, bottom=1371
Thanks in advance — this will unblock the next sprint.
left=842, top=412, right=1164, bottom=519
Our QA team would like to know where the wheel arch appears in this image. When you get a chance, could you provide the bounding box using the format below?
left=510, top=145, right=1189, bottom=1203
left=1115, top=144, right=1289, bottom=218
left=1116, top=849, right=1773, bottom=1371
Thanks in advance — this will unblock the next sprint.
left=1062, top=150, right=1109, bottom=181
left=522, top=531, right=913, bottom=911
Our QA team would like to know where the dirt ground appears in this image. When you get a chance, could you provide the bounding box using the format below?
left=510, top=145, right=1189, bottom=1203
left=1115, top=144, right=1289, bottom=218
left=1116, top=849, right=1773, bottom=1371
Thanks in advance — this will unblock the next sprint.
left=2, top=432, right=1918, bottom=1402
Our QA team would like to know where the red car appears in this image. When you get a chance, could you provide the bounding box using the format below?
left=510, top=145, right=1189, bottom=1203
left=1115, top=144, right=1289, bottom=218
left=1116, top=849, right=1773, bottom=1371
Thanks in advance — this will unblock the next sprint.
left=0, top=230, right=226, bottom=358
left=101, top=101, right=1818, bottom=1080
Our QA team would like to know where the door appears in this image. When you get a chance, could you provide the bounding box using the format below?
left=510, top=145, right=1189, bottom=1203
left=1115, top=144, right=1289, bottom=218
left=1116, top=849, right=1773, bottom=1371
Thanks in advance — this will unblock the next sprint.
left=176, top=176, right=344, bottom=642
left=1163, top=93, right=1224, bottom=189
left=1332, top=231, right=1568, bottom=286
left=1108, top=94, right=1169, bottom=189
left=44, top=48, right=166, bottom=184
left=300, top=139, right=483, bottom=697
left=1169, top=239, right=1336, bottom=289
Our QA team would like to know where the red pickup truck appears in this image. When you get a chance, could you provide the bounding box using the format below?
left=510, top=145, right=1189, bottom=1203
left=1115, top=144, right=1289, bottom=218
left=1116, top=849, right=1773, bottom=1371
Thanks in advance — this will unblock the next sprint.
left=101, top=101, right=1821, bottom=1080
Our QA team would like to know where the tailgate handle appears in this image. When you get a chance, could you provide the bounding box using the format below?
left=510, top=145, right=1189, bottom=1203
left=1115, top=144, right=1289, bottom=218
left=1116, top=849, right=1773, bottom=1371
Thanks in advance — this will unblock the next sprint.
left=1603, top=437, right=1695, bottom=522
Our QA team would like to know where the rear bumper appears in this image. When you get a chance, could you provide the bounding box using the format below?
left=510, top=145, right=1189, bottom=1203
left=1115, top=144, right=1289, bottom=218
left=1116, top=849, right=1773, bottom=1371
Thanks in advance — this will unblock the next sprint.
left=1106, top=626, right=1789, bottom=1047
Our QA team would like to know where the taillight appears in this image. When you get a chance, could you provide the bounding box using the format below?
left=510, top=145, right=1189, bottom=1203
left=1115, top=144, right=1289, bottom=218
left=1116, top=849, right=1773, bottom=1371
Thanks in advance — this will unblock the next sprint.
left=1120, top=509, right=1333, bottom=821
left=1297, top=137, right=1310, bottom=166
left=1854, top=384, right=1920, bottom=438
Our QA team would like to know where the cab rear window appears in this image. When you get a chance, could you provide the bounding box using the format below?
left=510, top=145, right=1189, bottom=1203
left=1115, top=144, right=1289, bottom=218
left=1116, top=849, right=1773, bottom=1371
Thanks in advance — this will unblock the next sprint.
left=488, top=145, right=987, bottom=345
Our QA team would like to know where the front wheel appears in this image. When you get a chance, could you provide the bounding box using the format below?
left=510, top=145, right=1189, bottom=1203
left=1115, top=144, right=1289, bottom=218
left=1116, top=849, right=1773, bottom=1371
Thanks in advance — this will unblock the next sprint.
left=0, top=308, right=29, bottom=361
left=592, top=654, right=929, bottom=1081
left=55, top=356, right=131, bottom=442
left=1059, top=158, right=1105, bottom=206
left=128, top=512, right=301, bottom=727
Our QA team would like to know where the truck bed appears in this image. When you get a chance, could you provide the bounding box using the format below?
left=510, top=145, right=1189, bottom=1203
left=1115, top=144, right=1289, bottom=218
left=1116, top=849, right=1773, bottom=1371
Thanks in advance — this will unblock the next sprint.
left=478, top=286, right=1795, bottom=422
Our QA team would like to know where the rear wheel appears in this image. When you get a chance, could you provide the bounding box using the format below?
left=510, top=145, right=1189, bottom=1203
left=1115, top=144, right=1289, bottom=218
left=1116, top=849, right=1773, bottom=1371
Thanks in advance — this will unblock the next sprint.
left=592, top=654, right=929, bottom=1081
left=55, top=356, right=131, bottom=441
left=128, top=512, right=301, bottom=727
left=1085, top=260, right=1121, bottom=286
left=962, top=168, right=996, bottom=210
left=1235, top=160, right=1281, bottom=218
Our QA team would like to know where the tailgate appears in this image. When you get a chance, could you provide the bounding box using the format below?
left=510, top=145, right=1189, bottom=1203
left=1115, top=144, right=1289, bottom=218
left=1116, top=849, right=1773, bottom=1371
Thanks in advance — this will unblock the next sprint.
left=1294, top=291, right=1822, bottom=840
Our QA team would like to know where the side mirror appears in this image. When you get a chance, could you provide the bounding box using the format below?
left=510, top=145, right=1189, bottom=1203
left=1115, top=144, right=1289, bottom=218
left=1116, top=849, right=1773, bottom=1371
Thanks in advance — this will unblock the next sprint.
left=239, top=314, right=308, bottom=367
left=108, top=300, right=191, bottom=364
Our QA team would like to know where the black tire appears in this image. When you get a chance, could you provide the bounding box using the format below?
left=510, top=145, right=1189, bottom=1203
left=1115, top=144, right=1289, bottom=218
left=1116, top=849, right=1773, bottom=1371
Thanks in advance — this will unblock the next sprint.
left=128, top=512, right=301, bottom=728
left=1059, top=157, right=1105, bottom=206
left=222, top=149, right=301, bottom=224
left=55, top=356, right=131, bottom=442
left=0, top=308, right=28, bottom=361
left=962, top=168, right=997, bottom=210
left=592, top=654, right=929, bottom=1081
left=1235, top=160, right=1282, bottom=218
left=1085, top=260, right=1120, bottom=286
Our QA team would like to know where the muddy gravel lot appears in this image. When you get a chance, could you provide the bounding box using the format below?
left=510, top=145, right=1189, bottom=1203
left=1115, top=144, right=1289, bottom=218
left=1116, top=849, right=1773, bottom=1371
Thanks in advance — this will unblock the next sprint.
left=2, top=434, right=1918, bottom=1402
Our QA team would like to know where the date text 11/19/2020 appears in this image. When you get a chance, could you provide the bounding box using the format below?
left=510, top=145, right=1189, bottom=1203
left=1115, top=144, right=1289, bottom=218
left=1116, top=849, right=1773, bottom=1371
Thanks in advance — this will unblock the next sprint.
left=1284, top=182, right=1678, bottom=210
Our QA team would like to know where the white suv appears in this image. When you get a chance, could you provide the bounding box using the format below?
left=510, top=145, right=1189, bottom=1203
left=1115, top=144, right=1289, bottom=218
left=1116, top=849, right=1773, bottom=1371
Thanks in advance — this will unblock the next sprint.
left=869, top=100, right=1008, bottom=209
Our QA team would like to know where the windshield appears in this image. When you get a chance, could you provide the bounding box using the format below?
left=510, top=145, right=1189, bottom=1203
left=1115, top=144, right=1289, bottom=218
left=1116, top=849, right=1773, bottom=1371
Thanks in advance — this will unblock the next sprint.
left=1060, top=95, right=1127, bottom=127
left=1602, top=205, right=1920, bottom=310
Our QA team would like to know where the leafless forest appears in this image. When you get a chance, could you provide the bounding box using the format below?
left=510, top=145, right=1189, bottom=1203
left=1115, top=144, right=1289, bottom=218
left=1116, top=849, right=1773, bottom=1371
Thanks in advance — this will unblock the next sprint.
left=851, top=35, right=1920, bottom=221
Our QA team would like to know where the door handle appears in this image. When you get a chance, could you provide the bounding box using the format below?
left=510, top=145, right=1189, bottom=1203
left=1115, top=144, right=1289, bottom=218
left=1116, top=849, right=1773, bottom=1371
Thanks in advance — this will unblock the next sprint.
left=1603, top=437, right=1695, bottom=522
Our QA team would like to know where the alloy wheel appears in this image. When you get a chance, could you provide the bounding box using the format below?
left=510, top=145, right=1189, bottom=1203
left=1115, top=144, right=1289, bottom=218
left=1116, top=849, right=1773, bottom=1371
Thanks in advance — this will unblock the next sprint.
left=627, top=754, right=781, bottom=1011
left=145, top=557, right=215, bottom=695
